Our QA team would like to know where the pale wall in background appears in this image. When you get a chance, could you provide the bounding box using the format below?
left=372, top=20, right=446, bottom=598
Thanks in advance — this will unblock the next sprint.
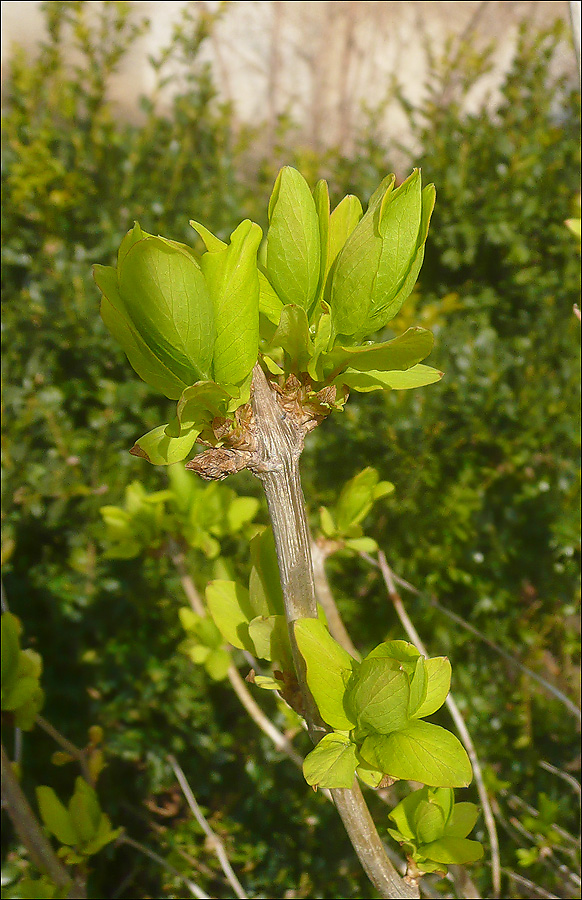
left=1, top=0, right=576, bottom=155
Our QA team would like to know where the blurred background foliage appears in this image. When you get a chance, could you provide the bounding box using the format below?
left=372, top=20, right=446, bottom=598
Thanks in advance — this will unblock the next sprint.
left=1, top=2, right=580, bottom=898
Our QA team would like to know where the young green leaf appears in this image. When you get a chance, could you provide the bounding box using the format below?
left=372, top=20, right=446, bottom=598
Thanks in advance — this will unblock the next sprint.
left=319, top=505, right=337, bottom=538
left=419, top=836, right=484, bottom=865
left=364, top=640, right=420, bottom=670
left=303, top=733, right=358, bottom=789
left=205, top=580, right=256, bottom=652
left=130, top=423, right=200, bottom=466
left=174, top=381, right=233, bottom=433
left=411, top=657, right=451, bottom=719
left=334, top=467, right=386, bottom=535
left=268, top=304, right=313, bottom=373
left=355, top=760, right=385, bottom=788
left=82, top=813, right=122, bottom=857
left=313, top=178, right=330, bottom=306
left=365, top=179, right=436, bottom=332
left=368, top=169, right=422, bottom=326
left=307, top=300, right=333, bottom=381
left=200, top=220, right=261, bottom=387
left=344, top=536, right=379, bottom=553
left=345, top=657, right=410, bottom=735
left=95, top=264, right=189, bottom=400
left=325, top=194, right=363, bottom=292
left=36, top=786, right=78, bottom=846
left=294, top=617, right=358, bottom=731
left=118, top=235, right=215, bottom=383
left=336, top=364, right=443, bottom=393
left=329, top=175, right=394, bottom=338
left=408, top=656, right=429, bottom=718
left=323, top=327, right=434, bottom=382
left=258, top=270, right=284, bottom=328
left=266, top=167, right=321, bottom=310
left=248, top=614, right=292, bottom=668
left=387, top=788, right=428, bottom=841
left=360, top=721, right=473, bottom=787
left=414, top=799, right=446, bottom=845
left=443, top=801, right=480, bottom=838
left=68, top=778, right=101, bottom=845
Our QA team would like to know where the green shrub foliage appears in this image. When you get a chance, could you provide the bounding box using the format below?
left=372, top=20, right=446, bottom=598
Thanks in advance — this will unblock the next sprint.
left=2, top=3, right=580, bottom=898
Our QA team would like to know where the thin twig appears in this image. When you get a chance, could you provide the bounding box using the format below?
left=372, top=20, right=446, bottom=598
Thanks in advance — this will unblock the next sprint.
left=539, top=760, right=582, bottom=806
left=500, top=867, right=560, bottom=900
left=170, top=555, right=305, bottom=771
left=364, top=556, right=582, bottom=723
left=35, top=715, right=93, bottom=785
left=507, top=814, right=581, bottom=889
left=118, top=833, right=212, bottom=899
left=377, top=551, right=500, bottom=899
left=311, top=539, right=360, bottom=658
left=169, top=543, right=206, bottom=616
left=167, top=754, right=249, bottom=900
left=507, top=791, right=581, bottom=849
left=227, top=663, right=305, bottom=769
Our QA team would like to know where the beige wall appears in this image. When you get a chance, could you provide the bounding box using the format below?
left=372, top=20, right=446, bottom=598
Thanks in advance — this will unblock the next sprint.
left=1, top=0, right=576, bottom=153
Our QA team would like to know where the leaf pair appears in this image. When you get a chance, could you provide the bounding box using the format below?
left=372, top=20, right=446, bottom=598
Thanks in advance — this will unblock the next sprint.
left=260, top=167, right=440, bottom=391
left=295, top=622, right=472, bottom=790
left=95, top=220, right=261, bottom=396
left=205, top=529, right=293, bottom=670
left=329, top=170, right=435, bottom=341
left=388, top=786, right=484, bottom=874
left=263, top=167, right=435, bottom=343
left=178, top=608, right=231, bottom=682
left=100, top=466, right=259, bottom=560
left=319, top=466, right=394, bottom=552
left=36, top=777, right=121, bottom=863
left=94, top=220, right=261, bottom=464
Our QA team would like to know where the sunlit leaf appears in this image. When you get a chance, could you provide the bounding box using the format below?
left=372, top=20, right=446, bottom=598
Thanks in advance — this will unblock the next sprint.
left=200, top=219, right=261, bottom=386
left=266, top=167, right=321, bottom=309
left=303, top=733, right=358, bottom=789
left=420, top=836, right=484, bottom=865
left=412, top=657, right=451, bottom=719
left=205, top=580, right=255, bottom=652
left=294, top=617, right=358, bottom=730
left=345, top=656, right=410, bottom=735
left=336, top=364, right=443, bottom=393
left=360, top=721, right=473, bottom=787
left=130, top=423, right=200, bottom=466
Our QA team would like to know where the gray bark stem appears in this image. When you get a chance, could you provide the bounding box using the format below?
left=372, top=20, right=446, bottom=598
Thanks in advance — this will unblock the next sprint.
left=249, top=364, right=419, bottom=900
